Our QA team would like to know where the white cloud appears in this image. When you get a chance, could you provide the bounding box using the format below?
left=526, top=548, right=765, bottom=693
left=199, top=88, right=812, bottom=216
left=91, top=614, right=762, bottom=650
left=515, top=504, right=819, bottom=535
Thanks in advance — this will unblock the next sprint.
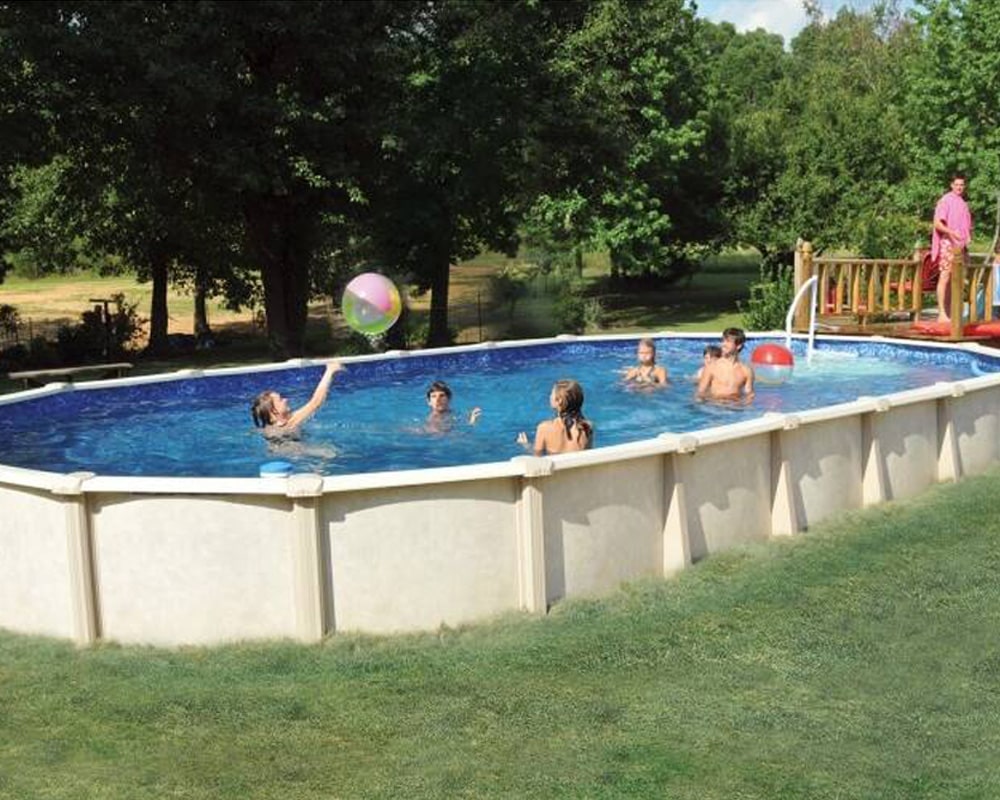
left=698, top=0, right=812, bottom=43
left=697, top=0, right=915, bottom=44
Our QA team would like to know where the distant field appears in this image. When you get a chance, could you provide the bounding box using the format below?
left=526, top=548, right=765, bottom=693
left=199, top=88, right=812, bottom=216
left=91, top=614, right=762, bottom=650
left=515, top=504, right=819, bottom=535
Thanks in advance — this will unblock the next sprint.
left=0, top=271, right=259, bottom=341
left=0, top=249, right=761, bottom=355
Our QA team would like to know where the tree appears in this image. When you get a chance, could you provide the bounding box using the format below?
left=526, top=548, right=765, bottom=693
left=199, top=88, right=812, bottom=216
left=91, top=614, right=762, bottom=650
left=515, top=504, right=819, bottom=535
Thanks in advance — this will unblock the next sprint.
left=1, top=1, right=415, bottom=358
left=732, top=3, right=921, bottom=259
left=360, top=0, right=583, bottom=346
left=0, top=2, right=236, bottom=353
left=702, top=22, right=789, bottom=267
left=530, top=0, right=726, bottom=282
left=904, top=0, right=1000, bottom=229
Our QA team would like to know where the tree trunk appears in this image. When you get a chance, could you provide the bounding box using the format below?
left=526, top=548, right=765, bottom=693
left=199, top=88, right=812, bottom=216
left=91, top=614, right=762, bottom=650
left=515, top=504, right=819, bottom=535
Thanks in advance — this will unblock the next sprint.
left=244, top=197, right=315, bottom=359
left=193, top=263, right=211, bottom=339
left=382, top=301, right=410, bottom=350
left=574, top=246, right=584, bottom=279
left=145, top=250, right=170, bottom=356
left=427, top=251, right=452, bottom=347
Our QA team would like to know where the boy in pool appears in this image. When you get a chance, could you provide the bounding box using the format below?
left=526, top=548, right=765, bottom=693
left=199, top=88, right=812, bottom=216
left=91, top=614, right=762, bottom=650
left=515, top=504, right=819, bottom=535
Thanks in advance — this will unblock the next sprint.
left=517, top=379, right=593, bottom=455
left=623, top=338, right=668, bottom=386
left=251, top=361, right=344, bottom=438
left=696, top=328, right=754, bottom=403
left=693, top=344, right=722, bottom=382
left=425, top=380, right=482, bottom=433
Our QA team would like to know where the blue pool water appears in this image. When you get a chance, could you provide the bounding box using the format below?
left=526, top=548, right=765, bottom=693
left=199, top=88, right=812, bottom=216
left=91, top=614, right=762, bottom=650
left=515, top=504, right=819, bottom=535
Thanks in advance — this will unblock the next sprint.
left=2, top=337, right=997, bottom=478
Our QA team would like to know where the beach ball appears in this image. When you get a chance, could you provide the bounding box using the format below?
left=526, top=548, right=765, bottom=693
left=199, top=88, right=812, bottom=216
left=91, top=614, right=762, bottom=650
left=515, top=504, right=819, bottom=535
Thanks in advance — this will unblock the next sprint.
left=751, top=343, right=795, bottom=384
left=341, top=272, right=402, bottom=335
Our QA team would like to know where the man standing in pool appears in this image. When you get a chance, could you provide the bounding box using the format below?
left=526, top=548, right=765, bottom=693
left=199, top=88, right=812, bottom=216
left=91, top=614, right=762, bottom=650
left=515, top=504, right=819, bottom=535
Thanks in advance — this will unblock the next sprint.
left=251, top=361, right=344, bottom=437
left=696, top=328, right=754, bottom=404
left=425, top=380, right=482, bottom=433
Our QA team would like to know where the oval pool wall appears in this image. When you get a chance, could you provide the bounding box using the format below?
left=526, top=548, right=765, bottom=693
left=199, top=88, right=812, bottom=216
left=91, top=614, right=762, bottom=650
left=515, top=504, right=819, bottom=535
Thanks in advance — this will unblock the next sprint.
left=2, top=333, right=999, bottom=647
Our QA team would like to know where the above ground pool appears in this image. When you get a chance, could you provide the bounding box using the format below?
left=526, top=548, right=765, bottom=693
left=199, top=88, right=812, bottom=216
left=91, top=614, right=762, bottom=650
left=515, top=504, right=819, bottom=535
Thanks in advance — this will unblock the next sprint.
left=3, top=332, right=1000, bottom=648
left=0, top=334, right=997, bottom=478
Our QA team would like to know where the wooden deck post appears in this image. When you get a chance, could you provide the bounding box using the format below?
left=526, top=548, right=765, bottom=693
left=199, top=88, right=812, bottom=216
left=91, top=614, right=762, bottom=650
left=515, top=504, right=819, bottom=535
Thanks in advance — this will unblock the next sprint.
left=912, top=246, right=925, bottom=315
left=794, top=240, right=813, bottom=331
left=949, top=257, right=963, bottom=339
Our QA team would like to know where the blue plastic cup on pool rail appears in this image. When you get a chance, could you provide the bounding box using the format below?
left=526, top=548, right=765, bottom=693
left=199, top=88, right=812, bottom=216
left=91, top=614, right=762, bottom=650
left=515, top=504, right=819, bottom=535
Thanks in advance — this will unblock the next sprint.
left=259, top=460, right=294, bottom=478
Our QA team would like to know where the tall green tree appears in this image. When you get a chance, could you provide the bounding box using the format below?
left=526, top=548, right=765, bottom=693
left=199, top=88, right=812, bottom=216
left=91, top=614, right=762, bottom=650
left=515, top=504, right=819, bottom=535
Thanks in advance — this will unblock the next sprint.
left=0, top=2, right=235, bottom=353
left=702, top=22, right=788, bottom=267
left=526, top=0, right=725, bottom=283
left=904, top=0, right=1000, bottom=228
left=1, top=1, right=410, bottom=358
left=739, top=3, right=921, bottom=259
left=360, top=0, right=583, bottom=346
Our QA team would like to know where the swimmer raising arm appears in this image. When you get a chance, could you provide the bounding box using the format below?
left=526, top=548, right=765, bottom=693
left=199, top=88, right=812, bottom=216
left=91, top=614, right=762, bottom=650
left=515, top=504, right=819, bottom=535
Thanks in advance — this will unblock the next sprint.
left=251, top=361, right=344, bottom=435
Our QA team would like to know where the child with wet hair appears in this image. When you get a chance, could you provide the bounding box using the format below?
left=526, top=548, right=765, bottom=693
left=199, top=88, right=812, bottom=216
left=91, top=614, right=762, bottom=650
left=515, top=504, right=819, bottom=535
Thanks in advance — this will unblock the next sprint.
left=517, top=379, right=593, bottom=455
left=696, top=327, right=754, bottom=403
left=251, top=361, right=343, bottom=437
left=425, top=380, right=482, bottom=432
left=694, top=343, right=722, bottom=382
left=624, top=338, right=668, bottom=385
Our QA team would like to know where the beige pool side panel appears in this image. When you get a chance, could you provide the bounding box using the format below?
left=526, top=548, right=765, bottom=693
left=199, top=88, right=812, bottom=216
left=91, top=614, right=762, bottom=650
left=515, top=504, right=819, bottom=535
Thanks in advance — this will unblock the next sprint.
left=0, top=482, right=80, bottom=640
left=322, top=478, right=521, bottom=634
left=1, top=340, right=999, bottom=646
left=91, top=493, right=300, bottom=646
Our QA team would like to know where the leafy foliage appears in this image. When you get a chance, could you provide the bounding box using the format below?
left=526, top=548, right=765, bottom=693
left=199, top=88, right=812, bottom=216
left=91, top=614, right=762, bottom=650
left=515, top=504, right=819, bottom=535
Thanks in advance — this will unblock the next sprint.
left=903, top=0, right=1000, bottom=226
left=1, top=0, right=999, bottom=354
left=541, top=0, right=725, bottom=281
left=55, top=293, right=144, bottom=363
left=554, top=278, right=605, bottom=335
left=739, top=264, right=795, bottom=331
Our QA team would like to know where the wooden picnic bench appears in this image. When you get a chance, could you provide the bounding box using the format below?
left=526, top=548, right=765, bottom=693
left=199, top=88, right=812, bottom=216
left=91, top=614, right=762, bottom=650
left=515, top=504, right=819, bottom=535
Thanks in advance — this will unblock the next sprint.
left=8, top=362, right=134, bottom=389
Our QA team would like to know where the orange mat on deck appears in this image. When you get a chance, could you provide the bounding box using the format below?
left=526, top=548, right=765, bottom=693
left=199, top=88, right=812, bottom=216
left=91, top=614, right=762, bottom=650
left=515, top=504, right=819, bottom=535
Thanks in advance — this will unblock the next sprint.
left=911, top=320, right=1000, bottom=337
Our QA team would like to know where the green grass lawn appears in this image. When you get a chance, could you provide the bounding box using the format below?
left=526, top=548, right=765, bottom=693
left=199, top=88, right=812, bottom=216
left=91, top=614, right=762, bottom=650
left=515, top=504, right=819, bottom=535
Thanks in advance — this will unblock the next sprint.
left=3, top=471, right=999, bottom=799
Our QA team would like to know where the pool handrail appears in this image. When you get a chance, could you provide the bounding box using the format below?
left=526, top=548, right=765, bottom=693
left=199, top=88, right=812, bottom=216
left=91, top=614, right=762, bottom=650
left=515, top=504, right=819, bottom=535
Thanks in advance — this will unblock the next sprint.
left=786, top=275, right=818, bottom=362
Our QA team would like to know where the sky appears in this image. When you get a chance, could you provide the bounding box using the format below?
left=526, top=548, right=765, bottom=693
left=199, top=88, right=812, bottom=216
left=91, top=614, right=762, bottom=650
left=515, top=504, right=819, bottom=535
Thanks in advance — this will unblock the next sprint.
left=695, top=0, right=916, bottom=44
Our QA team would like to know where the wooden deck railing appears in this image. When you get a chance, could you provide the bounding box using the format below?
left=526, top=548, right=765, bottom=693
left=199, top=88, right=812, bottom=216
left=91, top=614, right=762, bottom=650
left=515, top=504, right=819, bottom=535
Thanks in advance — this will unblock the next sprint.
left=794, top=240, right=996, bottom=339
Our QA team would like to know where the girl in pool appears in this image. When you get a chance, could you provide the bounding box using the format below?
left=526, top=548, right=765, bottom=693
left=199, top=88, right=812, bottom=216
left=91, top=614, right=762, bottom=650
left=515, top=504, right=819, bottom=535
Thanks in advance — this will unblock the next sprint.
left=251, top=361, right=344, bottom=438
left=623, top=338, right=668, bottom=386
left=517, top=379, right=594, bottom=455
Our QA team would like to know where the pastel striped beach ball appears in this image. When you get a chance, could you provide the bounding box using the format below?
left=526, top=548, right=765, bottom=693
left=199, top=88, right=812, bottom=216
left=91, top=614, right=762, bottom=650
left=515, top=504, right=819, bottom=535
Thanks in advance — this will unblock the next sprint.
left=342, top=272, right=402, bottom=335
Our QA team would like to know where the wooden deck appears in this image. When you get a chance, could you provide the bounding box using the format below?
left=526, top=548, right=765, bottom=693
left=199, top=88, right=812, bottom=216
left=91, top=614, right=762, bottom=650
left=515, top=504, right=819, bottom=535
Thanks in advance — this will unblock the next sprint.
left=794, top=241, right=999, bottom=345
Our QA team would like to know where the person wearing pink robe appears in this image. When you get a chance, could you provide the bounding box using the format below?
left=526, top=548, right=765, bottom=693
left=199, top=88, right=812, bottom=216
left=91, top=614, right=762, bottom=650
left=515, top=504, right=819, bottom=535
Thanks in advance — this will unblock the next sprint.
left=931, top=174, right=972, bottom=322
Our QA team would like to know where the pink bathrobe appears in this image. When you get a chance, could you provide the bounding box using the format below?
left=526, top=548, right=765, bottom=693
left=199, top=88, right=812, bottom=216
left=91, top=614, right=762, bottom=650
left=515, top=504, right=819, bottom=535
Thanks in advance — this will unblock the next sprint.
left=931, top=190, right=972, bottom=265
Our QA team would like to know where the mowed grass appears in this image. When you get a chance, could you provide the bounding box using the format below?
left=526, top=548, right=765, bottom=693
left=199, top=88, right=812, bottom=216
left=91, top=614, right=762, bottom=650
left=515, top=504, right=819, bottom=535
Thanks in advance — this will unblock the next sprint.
left=3, top=471, right=1000, bottom=799
left=0, top=250, right=760, bottom=348
left=0, top=271, right=259, bottom=340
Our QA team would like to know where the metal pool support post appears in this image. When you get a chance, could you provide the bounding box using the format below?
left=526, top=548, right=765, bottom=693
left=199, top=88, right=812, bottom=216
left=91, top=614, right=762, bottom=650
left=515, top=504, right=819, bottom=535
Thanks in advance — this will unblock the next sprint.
left=286, top=474, right=327, bottom=641
left=513, top=456, right=552, bottom=613
left=660, top=434, right=696, bottom=574
left=52, top=471, right=100, bottom=645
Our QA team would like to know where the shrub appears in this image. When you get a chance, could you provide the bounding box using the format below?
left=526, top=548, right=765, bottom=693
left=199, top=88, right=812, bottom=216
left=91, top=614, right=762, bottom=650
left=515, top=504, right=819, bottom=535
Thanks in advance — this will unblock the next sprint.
left=56, top=293, right=143, bottom=363
left=554, top=280, right=604, bottom=334
left=739, top=265, right=794, bottom=331
left=487, top=265, right=535, bottom=320
left=0, top=304, right=20, bottom=339
left=0, top=343, right=28, bottom=373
